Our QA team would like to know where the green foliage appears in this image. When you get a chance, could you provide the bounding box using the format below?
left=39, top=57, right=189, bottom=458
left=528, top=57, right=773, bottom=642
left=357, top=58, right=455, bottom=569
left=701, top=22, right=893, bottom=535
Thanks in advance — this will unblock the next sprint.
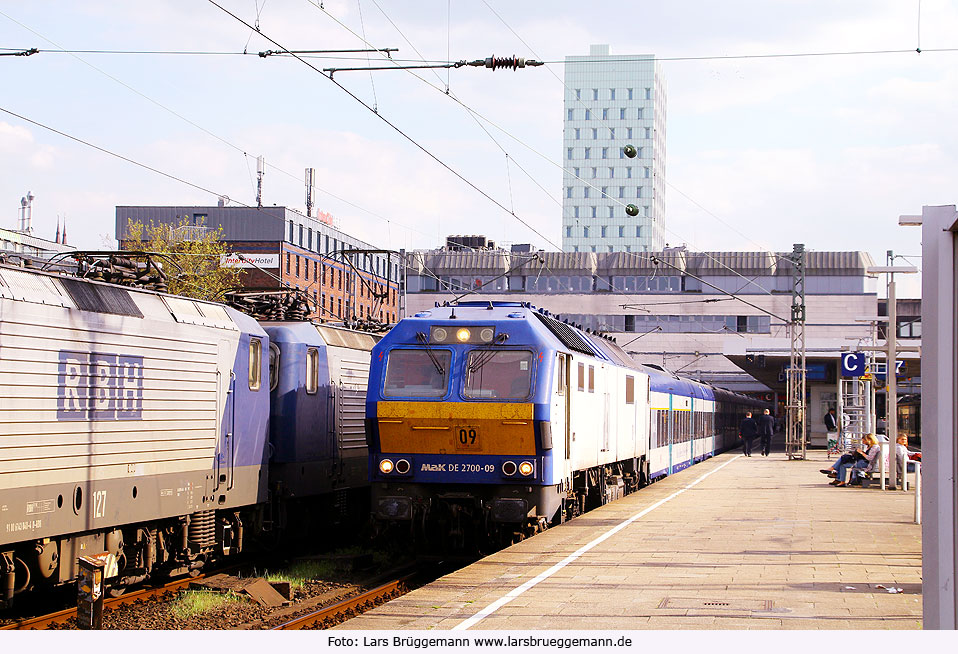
left=263, top=560, right=344, bottom=589
left=124, top=217, right=242, bottom=301
left=169, top=590, right=244, bottom=620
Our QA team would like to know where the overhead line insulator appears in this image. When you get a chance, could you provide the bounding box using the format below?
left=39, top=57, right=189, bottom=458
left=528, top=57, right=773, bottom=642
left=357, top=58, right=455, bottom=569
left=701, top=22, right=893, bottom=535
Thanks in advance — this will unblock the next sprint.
left=467, top=55, right=544, bottom=71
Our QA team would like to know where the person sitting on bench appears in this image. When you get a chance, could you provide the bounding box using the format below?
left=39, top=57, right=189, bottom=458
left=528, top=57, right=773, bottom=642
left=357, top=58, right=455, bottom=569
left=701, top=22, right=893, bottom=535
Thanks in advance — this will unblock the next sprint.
left=831, top=434, right=880, bottom=487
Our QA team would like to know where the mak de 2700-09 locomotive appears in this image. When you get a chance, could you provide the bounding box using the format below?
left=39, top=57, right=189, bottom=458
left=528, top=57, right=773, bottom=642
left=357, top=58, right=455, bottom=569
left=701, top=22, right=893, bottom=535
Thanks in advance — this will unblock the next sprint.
left=365, top=301, right=764, bottom=549
left=0, top=262, right=378, bottom=608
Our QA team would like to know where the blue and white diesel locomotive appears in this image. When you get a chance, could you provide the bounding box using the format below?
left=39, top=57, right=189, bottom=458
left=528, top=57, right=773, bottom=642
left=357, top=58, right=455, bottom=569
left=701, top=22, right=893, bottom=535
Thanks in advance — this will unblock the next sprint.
left=366, top=301, right=764, bottom=548
left=0, top=262, right=378, bottom=607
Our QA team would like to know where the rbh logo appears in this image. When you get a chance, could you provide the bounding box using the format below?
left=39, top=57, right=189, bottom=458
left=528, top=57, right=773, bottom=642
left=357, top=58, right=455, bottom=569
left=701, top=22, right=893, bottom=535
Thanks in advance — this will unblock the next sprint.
left=58, top=351, right=144, bottom=421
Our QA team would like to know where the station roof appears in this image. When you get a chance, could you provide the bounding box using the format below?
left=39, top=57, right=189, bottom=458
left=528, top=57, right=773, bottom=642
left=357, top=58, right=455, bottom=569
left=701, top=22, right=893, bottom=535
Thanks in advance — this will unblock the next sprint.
left=406, top=248, right=876, bottom=278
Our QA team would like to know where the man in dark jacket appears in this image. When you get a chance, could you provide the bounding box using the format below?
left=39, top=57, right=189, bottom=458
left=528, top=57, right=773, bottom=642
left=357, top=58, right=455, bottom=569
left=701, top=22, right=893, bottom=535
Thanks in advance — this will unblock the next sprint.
left=824, top=408, right=838, bottom=432
left=739, top=412, right=758, bottom=456
left=757, top=408, right=775, bottom=456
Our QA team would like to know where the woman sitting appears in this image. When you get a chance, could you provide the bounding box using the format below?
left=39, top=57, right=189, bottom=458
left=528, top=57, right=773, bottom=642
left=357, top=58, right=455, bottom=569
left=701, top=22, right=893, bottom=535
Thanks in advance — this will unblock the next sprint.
left=821, top=453, right=855, bottom=478
left=831, top=434, right=881, bottom=487
left=895, top=434, right=922, bottom=479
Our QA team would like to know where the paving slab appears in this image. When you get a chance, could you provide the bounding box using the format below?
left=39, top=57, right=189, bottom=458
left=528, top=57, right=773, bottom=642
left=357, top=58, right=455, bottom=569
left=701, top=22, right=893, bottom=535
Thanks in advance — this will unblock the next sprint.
left=340, top=447, right=922, bottom=631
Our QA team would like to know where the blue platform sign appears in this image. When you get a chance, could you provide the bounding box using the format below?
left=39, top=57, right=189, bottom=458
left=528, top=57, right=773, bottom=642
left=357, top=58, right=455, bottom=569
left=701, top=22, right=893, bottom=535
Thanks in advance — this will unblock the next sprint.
left=841, top=352, right=866, bottom=377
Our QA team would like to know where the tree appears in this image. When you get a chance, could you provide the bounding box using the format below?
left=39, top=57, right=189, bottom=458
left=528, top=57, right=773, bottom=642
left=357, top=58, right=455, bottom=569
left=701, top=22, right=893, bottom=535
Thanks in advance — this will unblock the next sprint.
left=123, top=217, right=242, bottom=302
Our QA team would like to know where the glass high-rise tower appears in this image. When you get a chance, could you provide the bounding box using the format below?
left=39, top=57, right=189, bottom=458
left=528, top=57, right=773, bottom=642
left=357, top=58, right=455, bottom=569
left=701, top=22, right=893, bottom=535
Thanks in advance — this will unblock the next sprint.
left=561, top=45, right=666, bottom=253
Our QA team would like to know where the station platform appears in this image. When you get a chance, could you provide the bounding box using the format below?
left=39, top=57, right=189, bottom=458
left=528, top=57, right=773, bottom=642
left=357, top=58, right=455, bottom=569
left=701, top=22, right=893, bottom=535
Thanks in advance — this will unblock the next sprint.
left=342, top=444, right=922, bottom=630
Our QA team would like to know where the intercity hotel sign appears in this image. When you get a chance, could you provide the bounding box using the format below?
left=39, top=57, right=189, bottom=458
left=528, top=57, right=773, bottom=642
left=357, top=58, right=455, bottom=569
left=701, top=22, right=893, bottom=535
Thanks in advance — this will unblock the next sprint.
left=220, top=253, right=280, bottom=268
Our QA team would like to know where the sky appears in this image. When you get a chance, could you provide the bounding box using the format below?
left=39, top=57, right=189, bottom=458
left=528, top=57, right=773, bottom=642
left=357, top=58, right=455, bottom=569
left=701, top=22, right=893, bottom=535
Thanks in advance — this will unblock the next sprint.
left=2, top=1, right=953, bottom=298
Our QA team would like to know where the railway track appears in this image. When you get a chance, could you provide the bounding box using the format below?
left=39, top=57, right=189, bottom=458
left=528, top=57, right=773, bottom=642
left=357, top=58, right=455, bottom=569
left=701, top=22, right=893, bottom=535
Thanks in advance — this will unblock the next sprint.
left=0, top=568, right=239, bottom=631
left=271, top=572, right=417, bottom=630
left=2, top=561, right=433, bottom=630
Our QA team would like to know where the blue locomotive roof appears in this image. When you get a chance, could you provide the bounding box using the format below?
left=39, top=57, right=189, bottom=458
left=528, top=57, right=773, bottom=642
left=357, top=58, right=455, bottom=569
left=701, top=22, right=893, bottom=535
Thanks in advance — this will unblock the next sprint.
left=388, top=301, right=752, bottom=405
left=391, top=302, right=617, bottom=364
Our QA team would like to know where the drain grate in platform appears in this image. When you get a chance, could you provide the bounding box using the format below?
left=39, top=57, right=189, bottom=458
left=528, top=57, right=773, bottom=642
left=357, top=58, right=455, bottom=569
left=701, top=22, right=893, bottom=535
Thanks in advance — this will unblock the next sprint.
left=657, top=597, right=774, bottom=611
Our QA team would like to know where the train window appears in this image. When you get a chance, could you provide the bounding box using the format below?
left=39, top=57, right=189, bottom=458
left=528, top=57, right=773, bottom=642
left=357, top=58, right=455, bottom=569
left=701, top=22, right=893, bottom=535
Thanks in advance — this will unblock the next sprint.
left=557, top=354, right=567, bottom=395
left=463, top=350, right=534, bottom=400
left=268, top=343, right=280, bottom=392
left=249, top=338, right=262, bottom=391
left=383, top=349, right=451, bottom=398
left=305, top=348, right=319, bottom=395
left=588, top=366, right=595, bottom=393
left=625, top=376, right=635, bottom=404
left=577, top=363, right=585, bottom=392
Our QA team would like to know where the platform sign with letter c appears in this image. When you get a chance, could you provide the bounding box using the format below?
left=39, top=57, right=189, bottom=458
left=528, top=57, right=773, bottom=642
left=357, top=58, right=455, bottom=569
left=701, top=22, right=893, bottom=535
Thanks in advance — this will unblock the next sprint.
left=841, top=352, right=866, bottom=377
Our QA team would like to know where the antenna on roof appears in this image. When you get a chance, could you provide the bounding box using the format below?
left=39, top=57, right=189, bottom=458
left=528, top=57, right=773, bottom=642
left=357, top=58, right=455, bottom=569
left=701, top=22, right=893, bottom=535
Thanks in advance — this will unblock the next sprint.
left=305, top=167, right=315, bottom=217
left=256, top=155, right=266, bottom=208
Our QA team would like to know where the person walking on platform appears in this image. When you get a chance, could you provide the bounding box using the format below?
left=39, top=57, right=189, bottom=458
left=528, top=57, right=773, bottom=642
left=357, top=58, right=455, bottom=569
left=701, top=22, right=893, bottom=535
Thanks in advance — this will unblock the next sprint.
left=739, top=411, right=758, bottom=457
left=824, top=408, right=839, bottom=445
left=758, top=408, right=774, bottom=456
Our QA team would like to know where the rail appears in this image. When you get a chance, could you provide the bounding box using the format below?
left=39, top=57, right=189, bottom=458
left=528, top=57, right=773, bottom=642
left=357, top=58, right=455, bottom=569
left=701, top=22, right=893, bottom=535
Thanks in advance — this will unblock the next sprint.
left=0, top=565, right=246, bottom=630
left=271, top=573, right=416, bottom=630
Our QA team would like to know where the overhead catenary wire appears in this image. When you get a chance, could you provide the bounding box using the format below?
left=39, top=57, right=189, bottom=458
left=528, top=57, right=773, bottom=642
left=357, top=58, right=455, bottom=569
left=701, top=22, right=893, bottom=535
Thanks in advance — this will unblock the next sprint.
left=0, top=105, right=244, bottom=202
left=454, top=0, right=792, bottom=293
left=649, top=253, right=787, bottom=323
left=3, top=6, right=931, bottom=272
left=0, top=9, right=433, bottom=243
left=354, top=0, right=379, bottom=112
left=7, top=44, right=958, bottom=62
left=0, top=47, right=406, bottom=58
left=0, top=102, right=402, bottom=301
left=317, top=0, right=562, bottom=215
left=478, top=0, right=786, bottom=292
left=207, top=0, right=564, bottom=251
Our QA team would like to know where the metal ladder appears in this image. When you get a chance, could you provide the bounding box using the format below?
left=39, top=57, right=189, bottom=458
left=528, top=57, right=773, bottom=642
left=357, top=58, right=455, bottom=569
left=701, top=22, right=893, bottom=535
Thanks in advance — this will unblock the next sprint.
left=836, top=377, right=872, bottom=456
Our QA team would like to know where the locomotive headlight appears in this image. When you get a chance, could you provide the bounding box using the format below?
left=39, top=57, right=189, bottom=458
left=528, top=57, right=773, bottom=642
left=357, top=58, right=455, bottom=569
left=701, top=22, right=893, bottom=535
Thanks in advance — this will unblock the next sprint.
left=501, top=461, right=518, bottom=476
left=518, top=461, right=535, bottom=477
left=379, top=459, right=394, bottom=474
left=395, top=459, right=411, bottom=474
left=432, top=327, right=448, bottom=343
left=456, top=328, right=471, bottom=342
left=479, top=327, right=495, bottom=342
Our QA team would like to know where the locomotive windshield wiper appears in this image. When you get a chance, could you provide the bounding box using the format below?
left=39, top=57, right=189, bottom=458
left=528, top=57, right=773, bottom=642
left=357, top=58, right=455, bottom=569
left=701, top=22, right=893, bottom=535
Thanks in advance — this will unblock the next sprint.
left=416, top=332, right=445, bottom=375
left=467, top=333, right=509, bottom=372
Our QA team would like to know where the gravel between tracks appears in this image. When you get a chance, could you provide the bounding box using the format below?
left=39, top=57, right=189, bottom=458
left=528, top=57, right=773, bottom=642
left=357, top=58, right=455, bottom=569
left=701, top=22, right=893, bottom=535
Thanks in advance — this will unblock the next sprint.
left=47, top=578, right=357, bottom=630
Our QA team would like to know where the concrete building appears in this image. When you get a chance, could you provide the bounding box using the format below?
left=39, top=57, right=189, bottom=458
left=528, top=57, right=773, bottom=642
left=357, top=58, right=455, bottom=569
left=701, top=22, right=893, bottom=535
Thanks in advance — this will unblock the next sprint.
left=1, top=226, right=75, bottom=262
left=402, top=244, right=896, bottom=445
left=562, top=44, right=666, bottom=253
left=115, top=205, right=400, bottom=324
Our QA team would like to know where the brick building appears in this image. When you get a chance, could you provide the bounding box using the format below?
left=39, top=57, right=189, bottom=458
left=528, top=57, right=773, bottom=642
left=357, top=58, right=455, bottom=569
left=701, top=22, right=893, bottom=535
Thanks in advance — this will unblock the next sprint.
left=115, top=205, right=400, bottom=324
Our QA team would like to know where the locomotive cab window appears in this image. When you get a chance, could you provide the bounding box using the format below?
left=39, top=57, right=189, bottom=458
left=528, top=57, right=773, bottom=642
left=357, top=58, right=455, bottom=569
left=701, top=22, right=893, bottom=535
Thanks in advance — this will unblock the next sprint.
left=383, top=349, right=451, bottom=398
left=305, top=347, right=319, bottom=394
left=249, top=338, right=262, bottom=391
left=625, top=375, right=635, bottom=404
left=268, top=343, right=280, bottom=392
left=463, top=350, right=534, bottom=399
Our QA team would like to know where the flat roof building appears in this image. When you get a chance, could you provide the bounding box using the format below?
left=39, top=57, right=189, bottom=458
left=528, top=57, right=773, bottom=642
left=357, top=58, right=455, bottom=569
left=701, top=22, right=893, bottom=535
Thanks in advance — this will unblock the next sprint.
left=400, top=243, right=914, bottom=447
left=115, top=205, right=400, bottom=324
left=562, top=45, right=666, bottom=253
left=0, top=226, right=75, bottom=263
